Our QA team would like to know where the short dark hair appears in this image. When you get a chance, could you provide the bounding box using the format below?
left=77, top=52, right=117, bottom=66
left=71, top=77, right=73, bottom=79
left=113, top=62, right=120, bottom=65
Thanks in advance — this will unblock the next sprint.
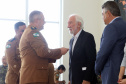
left=102, top=1, right=121, bottom=16
left=58, top=65, right=66, bottom=71
left=14, top=22, right=26, bottom=31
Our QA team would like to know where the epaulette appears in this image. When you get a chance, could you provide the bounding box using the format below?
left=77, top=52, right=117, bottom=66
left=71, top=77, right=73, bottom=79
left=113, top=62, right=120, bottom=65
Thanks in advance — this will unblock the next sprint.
left=31, top=27, right=37, bottom=30
left=8, top=38, right=15, bottom=42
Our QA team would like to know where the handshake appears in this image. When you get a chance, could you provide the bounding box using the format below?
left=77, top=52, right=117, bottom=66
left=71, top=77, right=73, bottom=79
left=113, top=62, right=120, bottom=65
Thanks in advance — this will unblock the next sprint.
left=60, top=47, right=69, bottom=55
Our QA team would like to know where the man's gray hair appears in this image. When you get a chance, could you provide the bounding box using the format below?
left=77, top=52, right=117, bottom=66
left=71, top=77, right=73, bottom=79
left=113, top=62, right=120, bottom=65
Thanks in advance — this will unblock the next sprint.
left=29, top=10, right=43, bottom=23
left=69, top=14, right=84, bottom=29
left=102, top=1, right=121, bottom=16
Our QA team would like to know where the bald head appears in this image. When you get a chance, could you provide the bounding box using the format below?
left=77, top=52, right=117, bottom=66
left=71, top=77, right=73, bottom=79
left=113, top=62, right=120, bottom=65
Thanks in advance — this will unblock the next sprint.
left=29, top=10, right=43, bottom=23
left=29, top=10, right=45, bottom=30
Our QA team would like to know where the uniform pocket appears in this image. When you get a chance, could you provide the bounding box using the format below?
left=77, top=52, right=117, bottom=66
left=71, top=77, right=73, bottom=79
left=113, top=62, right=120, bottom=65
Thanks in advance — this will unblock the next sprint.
left=35, top=64, right=48, bottom=80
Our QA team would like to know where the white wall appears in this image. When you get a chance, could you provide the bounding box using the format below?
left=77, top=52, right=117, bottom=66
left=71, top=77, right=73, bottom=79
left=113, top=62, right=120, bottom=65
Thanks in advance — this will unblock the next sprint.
left=62, top=0, right=110, bottom=83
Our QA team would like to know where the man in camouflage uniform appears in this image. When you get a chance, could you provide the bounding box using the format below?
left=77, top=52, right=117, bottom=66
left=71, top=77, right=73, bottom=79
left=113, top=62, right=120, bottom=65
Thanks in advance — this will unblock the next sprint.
left=54, top=65, right=66, bottom=84
left=0, top=56, right=8, bottom=84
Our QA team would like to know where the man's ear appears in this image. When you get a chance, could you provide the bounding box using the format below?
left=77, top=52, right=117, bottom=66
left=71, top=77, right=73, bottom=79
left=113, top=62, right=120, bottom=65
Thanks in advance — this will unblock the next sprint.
left=107, top=10, right=112, bottom=17
left=34, top=19, right=39, bottom=25
left=78, top=22, right=81, bottom=28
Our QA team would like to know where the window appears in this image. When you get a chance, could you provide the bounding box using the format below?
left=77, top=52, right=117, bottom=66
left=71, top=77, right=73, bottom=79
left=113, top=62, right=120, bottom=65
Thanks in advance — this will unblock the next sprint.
left=0, top=0, right=62, bottom=68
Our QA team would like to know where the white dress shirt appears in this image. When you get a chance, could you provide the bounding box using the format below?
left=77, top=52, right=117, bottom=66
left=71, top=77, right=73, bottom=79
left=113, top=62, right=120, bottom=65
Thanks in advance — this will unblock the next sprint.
left=72, top=29, right=82, bottom=53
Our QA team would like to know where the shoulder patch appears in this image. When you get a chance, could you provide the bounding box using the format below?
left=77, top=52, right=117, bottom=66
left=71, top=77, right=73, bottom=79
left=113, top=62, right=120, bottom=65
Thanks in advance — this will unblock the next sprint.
left=33, top=32, right=39, bottom=37
left=6, top=44, right=11, bottom=49
left=31, top=27, right=37, bottom=30
left=8, top=38, right=15, bottom=42
left=56, top=74, right=59, bottom=77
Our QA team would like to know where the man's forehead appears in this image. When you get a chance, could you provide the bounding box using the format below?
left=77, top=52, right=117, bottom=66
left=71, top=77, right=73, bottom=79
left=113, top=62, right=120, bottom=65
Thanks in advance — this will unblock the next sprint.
left=68, top=16, right=75, bottom=21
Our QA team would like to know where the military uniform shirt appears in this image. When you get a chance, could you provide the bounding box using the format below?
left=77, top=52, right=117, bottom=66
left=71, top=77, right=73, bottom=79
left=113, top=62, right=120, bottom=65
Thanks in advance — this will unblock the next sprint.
left=19, top=25, right=62, bottom=84
left=54, top=69, right=60, bottom=82
left=0, top=65, right=8, bottom=84
left=5, top=37, right=21, bottom=84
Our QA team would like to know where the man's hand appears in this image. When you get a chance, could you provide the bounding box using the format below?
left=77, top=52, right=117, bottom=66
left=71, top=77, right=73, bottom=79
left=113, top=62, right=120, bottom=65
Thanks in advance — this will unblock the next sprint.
left=82, top=80, right=90, bottom=84
left=60, top=47, right=69, bottom=55
left=118, top=79, right=126, bottom=84
left=68, top=81, right=70, bottom=84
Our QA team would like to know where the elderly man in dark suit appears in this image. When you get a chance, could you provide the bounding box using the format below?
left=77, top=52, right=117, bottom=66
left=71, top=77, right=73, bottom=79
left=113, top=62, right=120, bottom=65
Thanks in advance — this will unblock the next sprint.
left=95, top=1, right=126, bottom=84
left=68, top=14, right=97, bottom=84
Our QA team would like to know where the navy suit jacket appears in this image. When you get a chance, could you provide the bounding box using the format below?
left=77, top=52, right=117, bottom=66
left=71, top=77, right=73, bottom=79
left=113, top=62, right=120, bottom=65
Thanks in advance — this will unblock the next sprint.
left=95, top=18, right=126, bottom=84
left=69, top=30, right=97, bottom=84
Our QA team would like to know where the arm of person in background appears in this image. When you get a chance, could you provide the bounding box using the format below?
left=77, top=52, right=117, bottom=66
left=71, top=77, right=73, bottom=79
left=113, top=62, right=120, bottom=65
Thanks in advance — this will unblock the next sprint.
left=118, top=79, right=126, bottom=84
left=119, top=66, right=125, bottom=81
left=118, top=44, right=126, bottom=82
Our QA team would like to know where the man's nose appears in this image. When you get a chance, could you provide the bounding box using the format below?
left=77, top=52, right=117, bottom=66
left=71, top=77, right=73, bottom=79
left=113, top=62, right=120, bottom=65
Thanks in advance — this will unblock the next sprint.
left=67, top=24, right=70, bottom=28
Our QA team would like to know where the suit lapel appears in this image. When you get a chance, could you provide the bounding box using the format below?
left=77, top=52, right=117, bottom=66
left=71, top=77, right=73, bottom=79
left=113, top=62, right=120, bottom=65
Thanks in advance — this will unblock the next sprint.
left=70, top=38, right=74, bottom=59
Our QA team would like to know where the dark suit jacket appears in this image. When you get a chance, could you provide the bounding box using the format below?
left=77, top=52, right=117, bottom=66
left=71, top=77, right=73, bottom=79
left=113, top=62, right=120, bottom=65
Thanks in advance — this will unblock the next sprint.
left=69, top=30, right=97, bottom=84
left=95, top=18, right=126, bottom=84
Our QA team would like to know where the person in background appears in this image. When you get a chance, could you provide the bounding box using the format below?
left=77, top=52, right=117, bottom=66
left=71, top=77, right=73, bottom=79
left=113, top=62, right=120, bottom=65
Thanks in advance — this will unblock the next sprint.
left=68, top=14, right=97, bottom=84
left=19, top=10, right=69, bottom=84
left=95, top=1, right=126, bottom=84
left=54, top=65, right=66, bottom=84
left=0, top=56, right=8, bottom=84
left=5, top=22, right=26, bottom=84
left=118, top=44, right=126, bottom=84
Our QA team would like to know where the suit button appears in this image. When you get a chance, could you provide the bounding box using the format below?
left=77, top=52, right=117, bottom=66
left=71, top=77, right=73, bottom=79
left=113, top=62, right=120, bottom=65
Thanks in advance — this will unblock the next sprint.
left=42, top=67, right=43, bottom=68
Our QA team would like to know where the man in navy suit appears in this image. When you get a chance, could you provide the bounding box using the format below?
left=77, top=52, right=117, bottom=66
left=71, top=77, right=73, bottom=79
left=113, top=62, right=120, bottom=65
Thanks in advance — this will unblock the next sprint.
left=68, top=14, right=97, bottom=84
left=95, top=1, right=126, bottom=84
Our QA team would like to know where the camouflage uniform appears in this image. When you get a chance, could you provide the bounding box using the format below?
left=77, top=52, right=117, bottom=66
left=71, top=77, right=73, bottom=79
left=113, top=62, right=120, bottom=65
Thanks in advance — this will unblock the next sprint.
left=97, top=75, right=102, bottom=84
left=0, top=65, right=8, bottom=84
